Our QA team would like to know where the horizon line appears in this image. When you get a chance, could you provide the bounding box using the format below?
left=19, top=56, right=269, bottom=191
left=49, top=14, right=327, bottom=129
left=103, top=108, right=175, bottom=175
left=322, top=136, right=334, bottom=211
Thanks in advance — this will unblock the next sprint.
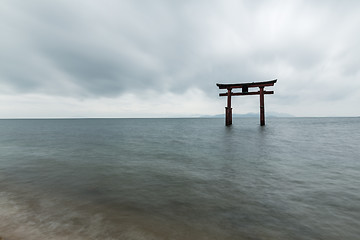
left=0, top=116, right=359, bottom=120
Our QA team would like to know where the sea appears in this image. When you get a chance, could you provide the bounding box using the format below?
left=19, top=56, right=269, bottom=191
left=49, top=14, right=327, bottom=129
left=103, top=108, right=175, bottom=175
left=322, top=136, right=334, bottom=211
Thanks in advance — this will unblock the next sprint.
left=0, top=118, right=359, bottom=240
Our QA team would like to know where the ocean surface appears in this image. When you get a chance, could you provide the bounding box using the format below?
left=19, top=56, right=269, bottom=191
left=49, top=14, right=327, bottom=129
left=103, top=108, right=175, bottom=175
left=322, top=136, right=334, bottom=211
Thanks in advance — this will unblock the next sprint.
left=0, top=118, right=359, bottom=240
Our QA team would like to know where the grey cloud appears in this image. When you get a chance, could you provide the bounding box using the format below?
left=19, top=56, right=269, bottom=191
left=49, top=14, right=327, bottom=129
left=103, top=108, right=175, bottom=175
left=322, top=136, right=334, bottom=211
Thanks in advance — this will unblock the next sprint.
left=1, top=0, right=360, bottom=105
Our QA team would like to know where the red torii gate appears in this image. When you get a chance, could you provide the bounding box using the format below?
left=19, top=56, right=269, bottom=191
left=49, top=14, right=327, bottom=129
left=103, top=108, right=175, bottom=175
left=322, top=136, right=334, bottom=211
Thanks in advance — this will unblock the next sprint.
left=216, top=79, right=277, bottom=126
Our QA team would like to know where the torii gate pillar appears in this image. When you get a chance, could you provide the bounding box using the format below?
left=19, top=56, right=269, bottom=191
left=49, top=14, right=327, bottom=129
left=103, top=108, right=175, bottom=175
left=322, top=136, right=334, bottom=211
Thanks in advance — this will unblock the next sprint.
left=217, top=79, right=277, bottom=126
left=225, top=88, right=232, bottom=126
left=259, top=86, right=265, bottom=126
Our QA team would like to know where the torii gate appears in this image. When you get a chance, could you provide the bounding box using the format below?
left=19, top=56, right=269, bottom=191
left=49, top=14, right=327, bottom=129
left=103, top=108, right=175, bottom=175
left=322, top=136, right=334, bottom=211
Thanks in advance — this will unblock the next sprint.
left=216, top=79, right=277, bottom=126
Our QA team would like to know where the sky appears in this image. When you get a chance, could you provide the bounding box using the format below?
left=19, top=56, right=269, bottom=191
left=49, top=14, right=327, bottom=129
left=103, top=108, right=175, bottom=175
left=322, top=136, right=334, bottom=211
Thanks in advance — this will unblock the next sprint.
left=1, top=0, right=359, bottom=118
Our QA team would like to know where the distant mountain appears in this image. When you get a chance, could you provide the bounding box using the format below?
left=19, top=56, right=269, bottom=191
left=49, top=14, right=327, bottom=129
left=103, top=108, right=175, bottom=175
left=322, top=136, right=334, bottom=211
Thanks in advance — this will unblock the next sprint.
left=200, top=112, right=295, bottom=118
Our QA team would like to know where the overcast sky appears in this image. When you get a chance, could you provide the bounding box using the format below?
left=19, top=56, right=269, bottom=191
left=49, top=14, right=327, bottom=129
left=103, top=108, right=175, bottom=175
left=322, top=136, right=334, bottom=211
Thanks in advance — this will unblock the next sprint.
left=1, top=0, right=359, bottom=118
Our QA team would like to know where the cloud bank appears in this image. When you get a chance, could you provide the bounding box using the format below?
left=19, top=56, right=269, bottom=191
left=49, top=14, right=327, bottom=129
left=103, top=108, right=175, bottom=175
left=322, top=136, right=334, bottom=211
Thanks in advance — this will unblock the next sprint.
left=1, top=0, right=359, bottom=117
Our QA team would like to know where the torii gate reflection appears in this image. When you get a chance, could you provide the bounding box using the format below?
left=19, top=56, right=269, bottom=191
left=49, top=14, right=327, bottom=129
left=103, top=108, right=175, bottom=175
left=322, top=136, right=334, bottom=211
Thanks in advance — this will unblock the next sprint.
left=216, top=79, right=277, bottom=126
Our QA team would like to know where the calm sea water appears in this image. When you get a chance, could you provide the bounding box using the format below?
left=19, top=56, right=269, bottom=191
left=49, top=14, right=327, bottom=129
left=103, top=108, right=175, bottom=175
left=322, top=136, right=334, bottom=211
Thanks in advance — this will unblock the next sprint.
left=0, top=118, right=359, bottom=240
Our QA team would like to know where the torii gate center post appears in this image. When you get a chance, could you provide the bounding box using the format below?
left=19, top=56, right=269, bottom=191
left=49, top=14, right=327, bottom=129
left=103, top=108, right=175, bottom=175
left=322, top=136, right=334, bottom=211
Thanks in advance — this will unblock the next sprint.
left=216, top=79, right=277, bottom=126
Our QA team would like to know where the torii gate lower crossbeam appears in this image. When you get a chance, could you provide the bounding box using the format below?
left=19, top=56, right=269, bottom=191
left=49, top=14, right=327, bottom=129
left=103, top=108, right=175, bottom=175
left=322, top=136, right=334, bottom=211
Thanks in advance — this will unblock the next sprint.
left=216, top=79, right=277, bottom=126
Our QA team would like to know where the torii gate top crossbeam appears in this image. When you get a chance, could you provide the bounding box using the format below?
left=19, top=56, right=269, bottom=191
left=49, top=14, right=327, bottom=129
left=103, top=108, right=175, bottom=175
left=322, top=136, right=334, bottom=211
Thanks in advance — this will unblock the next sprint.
left=216, top=79, right=277, bottom=89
